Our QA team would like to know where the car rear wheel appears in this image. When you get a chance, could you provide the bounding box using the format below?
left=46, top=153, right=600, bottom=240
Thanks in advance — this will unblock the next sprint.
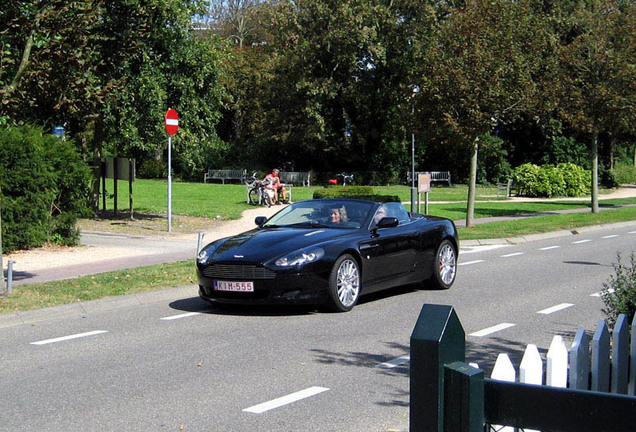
left=429, top=240, right=457, bottom=289
left=328, top=254, right=360, bottom=312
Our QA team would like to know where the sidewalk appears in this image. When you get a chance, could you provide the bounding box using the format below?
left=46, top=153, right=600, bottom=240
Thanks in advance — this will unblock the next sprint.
left=3, top=185, right=636, bottom=286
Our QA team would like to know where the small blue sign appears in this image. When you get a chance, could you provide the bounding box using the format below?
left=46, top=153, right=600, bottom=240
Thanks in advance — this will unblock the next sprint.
left=53, top=125, right=65, bottom=137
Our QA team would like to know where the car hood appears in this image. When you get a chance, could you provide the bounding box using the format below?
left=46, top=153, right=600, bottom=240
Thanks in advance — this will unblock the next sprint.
left=210, top=227, right=355, bottom=262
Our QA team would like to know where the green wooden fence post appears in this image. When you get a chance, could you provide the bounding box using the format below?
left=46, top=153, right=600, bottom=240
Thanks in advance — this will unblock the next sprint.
left=410, top=304, right=466, bottom=432
left=444, top=362, right=484, bottom=432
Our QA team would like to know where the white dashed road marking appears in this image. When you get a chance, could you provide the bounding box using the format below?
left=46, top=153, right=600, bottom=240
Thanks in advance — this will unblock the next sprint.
left=161, top=312, right=201, bottom=321
left=572, top=239, right=592, bottom=244
left=591, top=288, right=614, bottom=297
left=539, top=246, right=561, bottom=251
left=378, top=355, right=410, bottom=369
left=243, top=386, right=330, bottom=414
left=601, top=235, right=619, bottom=239
left=459, top=260, right=484, bottom=266
left=501, top=252, right=524, bottom=258
left=537, top=303, right=574, bottom=315
left=31, top=330, right=108, bottom=346
left=469, top=323, right=516, bottom=337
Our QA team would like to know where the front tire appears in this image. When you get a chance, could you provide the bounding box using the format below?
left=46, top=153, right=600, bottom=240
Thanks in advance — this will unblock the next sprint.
left=430, top=240, right=457, bottom=289
left=327, top=254, right=360, bottom=312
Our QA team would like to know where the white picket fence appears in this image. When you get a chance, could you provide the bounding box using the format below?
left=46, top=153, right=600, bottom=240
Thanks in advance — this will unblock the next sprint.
left=472, top=313, right=636, bottom=432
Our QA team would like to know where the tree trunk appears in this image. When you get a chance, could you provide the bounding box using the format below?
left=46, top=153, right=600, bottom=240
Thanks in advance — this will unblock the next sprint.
left=591, top=134, right=599, bottom=214
left=465, top=137, right=479, bottom=227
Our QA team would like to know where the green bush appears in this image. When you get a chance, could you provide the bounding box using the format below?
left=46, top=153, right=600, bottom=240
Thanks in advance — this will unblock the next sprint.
left=511, top=163, right=590, bottom=197
left=312, top=186, right=400, bottom=202
left=138, top=159, right=166, bottom=179
left=611, top=163, right=636, bottom=185
left=558, top=163, right=591, bottom=196
left=0, top=125, right=91, bottom=252
left=602, top=252, right=636, bottom=329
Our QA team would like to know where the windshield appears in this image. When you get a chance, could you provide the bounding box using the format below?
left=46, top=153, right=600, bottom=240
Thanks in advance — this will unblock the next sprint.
left=263, top=200, right=375, bottom=229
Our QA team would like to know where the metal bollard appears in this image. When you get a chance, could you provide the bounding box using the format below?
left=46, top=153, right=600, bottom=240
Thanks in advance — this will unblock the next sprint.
left=197, top=232, right=205, bottom=255
left=7, top=260, right=15, bottom=295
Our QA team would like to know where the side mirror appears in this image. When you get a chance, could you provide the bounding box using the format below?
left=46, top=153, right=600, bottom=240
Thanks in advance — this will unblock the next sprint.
left=255, top=216, right=267, bottom=226
left=371, top=217, right=399, bottom=235
left=377, top=216, right=399, bottom=229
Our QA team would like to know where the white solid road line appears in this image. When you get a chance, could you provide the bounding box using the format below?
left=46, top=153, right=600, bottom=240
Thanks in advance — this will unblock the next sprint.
left=469, top=323, right=516, bottom=337
left=243, top=386, right=330, bottom=414
left=31, top=330, right=108, bottom=346
left=537, top=303, right=574, bottom=315
left=378, top=355, right=410, bottom=369
left=160, top=312, right=201, bottom=321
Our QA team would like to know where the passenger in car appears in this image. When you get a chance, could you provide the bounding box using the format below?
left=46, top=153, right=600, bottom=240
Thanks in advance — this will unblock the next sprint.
left=330, top=206, right=348, bottom=224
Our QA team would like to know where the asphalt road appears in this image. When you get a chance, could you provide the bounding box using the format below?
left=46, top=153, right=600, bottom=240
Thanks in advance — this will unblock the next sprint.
left=0, top=223, right=634, bottom=431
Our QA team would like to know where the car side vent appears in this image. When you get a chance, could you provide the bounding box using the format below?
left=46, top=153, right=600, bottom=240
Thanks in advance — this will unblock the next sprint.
left=203, top=264, right=277, bottom=280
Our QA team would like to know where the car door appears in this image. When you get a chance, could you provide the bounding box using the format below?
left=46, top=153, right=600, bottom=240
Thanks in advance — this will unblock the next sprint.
left=359, top=203, right=418, bottom=288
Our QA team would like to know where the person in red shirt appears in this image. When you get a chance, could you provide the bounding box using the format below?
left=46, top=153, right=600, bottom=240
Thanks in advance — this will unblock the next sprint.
left=264, top=168, right=287, bottom=204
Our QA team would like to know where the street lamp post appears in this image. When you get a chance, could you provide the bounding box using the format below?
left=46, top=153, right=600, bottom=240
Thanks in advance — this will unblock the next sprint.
left=409, top=85, right=420, bottom=213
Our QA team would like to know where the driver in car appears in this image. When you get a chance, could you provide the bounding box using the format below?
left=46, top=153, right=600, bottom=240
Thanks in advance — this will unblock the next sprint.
left=330, top=206, right=348, bottom=224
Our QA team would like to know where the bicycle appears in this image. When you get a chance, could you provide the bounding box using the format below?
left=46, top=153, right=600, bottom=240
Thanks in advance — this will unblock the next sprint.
left=246, top=172, right=272, bottom=207
left=337, top=173, right=354, bottom=186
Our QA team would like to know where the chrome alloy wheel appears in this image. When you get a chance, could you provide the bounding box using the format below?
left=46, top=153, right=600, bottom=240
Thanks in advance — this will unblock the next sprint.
left=336, top=258, right=360, bottom=308
left=438, top=242, right=457, bottom=285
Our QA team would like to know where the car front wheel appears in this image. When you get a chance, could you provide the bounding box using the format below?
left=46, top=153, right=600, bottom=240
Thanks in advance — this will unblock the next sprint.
left=328, top=254, right=360, bottom=312
left=430, top=240, right=457, bottom=290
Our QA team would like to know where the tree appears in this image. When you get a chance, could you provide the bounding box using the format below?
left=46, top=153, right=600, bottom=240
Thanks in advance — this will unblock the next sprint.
left=1, top=1, right=228, bottom=200
left=418, top=0, right=551, bottom=226
left=555, top=0, right=636, bottom=212
left=249, top=0, right=439, bottom=176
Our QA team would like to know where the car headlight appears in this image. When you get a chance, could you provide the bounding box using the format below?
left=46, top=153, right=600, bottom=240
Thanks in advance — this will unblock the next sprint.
left=196, top=240, right=226, bottom=265
left=197, top=249, right=211, bottom=265
left=274, top=247, right=325, bottom=267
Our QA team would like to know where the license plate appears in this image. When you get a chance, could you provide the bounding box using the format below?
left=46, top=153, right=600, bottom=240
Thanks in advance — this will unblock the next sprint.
left=213, top=280, right=254, bottom=292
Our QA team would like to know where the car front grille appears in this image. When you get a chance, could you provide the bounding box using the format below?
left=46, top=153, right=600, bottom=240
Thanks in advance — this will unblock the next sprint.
left=202, top=264, right=277, bottom=280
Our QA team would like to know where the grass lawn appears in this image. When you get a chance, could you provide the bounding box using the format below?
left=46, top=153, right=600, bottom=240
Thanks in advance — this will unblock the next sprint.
left=103, top=179, right=604, bottom=219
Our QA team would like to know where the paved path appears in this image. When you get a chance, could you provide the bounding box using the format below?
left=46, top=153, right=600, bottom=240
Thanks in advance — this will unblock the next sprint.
left=3, top=186, right=635, bottom=286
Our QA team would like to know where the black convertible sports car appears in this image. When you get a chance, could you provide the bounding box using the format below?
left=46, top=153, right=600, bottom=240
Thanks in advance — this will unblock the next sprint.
left=196, top=198, right=458, bottom=312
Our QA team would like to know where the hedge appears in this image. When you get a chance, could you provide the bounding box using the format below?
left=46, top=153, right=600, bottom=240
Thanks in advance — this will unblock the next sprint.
left=312, top=186, right=400, bottom=202
left=0, top=125, right=91, bottom=252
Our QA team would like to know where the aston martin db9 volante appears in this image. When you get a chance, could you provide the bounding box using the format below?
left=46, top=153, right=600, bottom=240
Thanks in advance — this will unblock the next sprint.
left=196, top=198, right=458, bottom=312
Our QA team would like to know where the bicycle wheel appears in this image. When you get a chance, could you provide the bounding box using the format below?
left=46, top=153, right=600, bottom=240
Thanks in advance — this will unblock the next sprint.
left=248, top=187, right=260, bottom=205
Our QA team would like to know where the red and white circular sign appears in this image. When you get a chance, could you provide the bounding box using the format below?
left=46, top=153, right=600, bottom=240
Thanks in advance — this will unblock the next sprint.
left=165, top=109, right=179, bottom=135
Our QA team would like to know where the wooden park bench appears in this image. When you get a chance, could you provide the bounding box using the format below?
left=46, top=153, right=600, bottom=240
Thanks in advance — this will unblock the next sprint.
left=407, top=171, right=452, bottom=186
left=203, top=169, right=247, bottom=184
left=279, top=171, right=311, bottom=186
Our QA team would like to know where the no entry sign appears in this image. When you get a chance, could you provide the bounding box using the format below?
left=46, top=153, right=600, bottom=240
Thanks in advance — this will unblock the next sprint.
left=165, top=109, right=179, bottom=135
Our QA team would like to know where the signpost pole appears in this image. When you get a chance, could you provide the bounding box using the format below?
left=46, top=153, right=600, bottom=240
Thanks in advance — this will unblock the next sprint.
left=167, top=135, right=172, bottom=232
